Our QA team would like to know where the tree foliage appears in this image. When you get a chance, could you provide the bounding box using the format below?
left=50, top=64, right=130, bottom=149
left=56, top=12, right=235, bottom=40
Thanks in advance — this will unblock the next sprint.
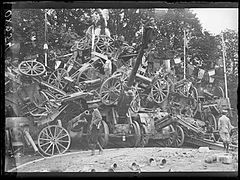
left=7, top=8, right=238, bottom=81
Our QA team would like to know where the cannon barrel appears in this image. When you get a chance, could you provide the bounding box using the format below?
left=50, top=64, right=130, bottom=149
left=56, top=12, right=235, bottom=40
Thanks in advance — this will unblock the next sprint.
left=154, top=114, right=172, bottom=126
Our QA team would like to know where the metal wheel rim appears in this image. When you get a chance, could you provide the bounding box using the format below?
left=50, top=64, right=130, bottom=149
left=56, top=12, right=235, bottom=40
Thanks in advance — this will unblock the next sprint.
left=163, top=125, right=176, bottom=147
left=100, top=76, right=122, bottom=105
left=151, top=78, right=169, bottom=104
left=48, top=68, right=69, bottom=91
left=37, top=125, right=71, bottom=156
left=77, top=67, right=97, bottom=83
left=98, top=121, right=109, bottom=148
left=130, top=90, right=141, bottom=113
left=18, top=60, right=46, bottom=76
left=128, top=122, right=141, bottom=147
left=96, top=35, right=115, bottom=55
left=76, top=36, right=91, bottom=50
left=189, top=85, right=199, bottom=117
left=175, top=125, right=185, bottom=147
left=208, top=113, right=217, bottom=130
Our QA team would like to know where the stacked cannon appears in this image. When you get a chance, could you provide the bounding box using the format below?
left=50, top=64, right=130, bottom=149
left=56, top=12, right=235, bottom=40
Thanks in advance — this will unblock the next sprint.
left=5, top=11, right=235, bottom=159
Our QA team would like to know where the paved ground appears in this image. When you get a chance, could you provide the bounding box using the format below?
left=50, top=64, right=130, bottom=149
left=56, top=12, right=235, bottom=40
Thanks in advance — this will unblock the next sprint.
left=8, top=147, right=238, bottom=173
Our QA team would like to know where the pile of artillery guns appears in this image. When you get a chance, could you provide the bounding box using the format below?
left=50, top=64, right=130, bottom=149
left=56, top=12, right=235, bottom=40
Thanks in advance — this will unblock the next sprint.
left=5, top=23, right=237, bottom=158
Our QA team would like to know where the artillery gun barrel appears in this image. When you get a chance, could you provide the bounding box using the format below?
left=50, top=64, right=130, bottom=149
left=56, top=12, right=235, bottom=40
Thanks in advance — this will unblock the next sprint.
left=126, top=48, right=145, bottom=87
left=37, top=105, right=68, bottom=126
left=135, top=73, right=152, bottom=84
left=58, top=91, right=91, bottom=102
left=32, top=77, right=66, bottom=96
left=5, top=71, right=22, bottom=85
left=154, top=114, right=172, bottom=125
left=83, top=78, right=102, bottom=85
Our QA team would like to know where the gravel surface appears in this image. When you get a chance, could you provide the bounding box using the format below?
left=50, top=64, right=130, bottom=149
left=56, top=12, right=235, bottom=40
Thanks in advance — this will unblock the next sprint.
left=9, top=147, right=238, bottom=173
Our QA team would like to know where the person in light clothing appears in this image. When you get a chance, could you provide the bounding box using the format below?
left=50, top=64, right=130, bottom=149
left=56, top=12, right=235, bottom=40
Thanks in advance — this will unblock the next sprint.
left=103, top=58, right=112, bottom=77
left=218, top=110, right=233, bottom=153
left=89, top=104, right=103, bottom=155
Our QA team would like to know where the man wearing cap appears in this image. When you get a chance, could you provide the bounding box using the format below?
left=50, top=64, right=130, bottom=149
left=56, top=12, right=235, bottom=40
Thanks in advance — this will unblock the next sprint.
left=88, top=104, right=103, bottom=155
left=218, top=110, right=233, bottom=153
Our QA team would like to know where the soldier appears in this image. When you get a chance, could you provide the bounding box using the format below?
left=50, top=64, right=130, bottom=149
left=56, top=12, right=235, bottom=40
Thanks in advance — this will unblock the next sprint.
left=88, top=104, right=103, bottom=155
left=103, top=57, right=112, bottom=77
left=218, top=110, right=233, bottom=153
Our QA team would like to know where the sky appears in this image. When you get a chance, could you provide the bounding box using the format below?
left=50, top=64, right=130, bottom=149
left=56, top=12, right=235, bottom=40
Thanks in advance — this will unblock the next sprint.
left=191, top=8, right=238, bottom=35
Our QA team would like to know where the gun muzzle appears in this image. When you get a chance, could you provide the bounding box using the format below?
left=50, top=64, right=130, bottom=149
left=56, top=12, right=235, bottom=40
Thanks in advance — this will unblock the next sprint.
left=84, top=110, right=90, bottom=115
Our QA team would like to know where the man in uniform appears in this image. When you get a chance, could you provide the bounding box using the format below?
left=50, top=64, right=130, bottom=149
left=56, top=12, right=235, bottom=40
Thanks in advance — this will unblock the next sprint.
left=218, top=109, right=233, bottom=153
left=88, top=104, right=103, bottom=155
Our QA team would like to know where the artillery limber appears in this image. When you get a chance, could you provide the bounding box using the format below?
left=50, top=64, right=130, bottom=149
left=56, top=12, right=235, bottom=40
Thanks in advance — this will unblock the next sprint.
left=92, top=19, right=181, bottom=148
left=5, top=59, right=94, bottom=157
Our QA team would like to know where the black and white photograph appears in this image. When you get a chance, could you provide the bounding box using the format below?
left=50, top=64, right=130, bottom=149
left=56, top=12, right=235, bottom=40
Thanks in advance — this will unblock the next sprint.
left=3, top=1, right=238, bottom=176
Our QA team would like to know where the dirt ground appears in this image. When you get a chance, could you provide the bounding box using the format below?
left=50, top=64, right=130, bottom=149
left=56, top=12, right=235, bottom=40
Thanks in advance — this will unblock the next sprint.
left=8, top=147, right=238, bottom=174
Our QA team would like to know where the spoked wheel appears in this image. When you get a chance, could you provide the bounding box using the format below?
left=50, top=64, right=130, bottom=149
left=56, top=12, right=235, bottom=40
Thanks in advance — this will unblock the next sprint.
left=130, top=89, right=141, bottom=113
left=48, top=68, right=69, bottom=92
left=98, top=121, right=110, bottom=148
left=162, top=125, right=177, bottom=147
left=113, top=70, right=129, bottom=84
left=37, top=125, right=71, bottom=156
left=207, top=113, right=217, bottom=130
left=151, top=78, right=169, bottom=104
left=213, top=86, right=224, bottom=98
left=96, top=35, right=115, bottom=55
left=100, top=76, right=122, bottom=105
left=188, top=85, right=199, bottom=117
left=76, top=66, right=98, bottom=83
left=128, top=121, right=141, bottom=147
left=18, top=60, right=46, bottom=76
left=175, top=125, right=185, bottom=147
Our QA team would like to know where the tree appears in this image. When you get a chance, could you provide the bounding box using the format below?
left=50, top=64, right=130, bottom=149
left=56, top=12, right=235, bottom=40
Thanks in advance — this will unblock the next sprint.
left=155, top=9, right=203, bottom=61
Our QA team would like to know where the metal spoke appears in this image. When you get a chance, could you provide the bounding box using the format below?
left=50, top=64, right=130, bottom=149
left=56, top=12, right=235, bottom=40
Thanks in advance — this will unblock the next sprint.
left=57, top=134, right=69, bottom=140
left=56, top=141, right=68, bottom=150
left=39, top=141, right=52, bottom=147
left=44, top=142, right=53, bottom=153
left=39, top=137, right=52, bottom=141
left=55, top=128, right=64, bottom=139
left=52, top=143, right=55, bottom=155
left=55, top=143, right=61, bottom=154
left=47, top=126, right=54, bottom=138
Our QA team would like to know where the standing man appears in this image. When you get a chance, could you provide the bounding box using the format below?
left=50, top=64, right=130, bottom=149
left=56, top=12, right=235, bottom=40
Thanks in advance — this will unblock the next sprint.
left=218, top=109, right=233, bottom=153
left=103, top=57, right=112, bottom=78
left=89, top=104, right=103, bottom=155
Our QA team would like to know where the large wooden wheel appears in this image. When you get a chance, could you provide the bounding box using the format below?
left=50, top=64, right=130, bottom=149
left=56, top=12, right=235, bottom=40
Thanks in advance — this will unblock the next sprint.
left=100, top=76, right=122, bottom=105
left=76, top=66, right=98, bottom=83
left=162, top=125, right=177, bottom=147
left=98, top=121, right=109, bottom=148
left=188, top=85, right=199, bottom=117
left=213, top=86, right=224, bottom=98
left=151, top=78, right=169, bottom=104
left=48, top=68, right=69, bottom=92
left=175, top=125, right=185, bottom=147
left=96, top=35, right=115, bottom=55
left=207, top=113, right=217, bottom=130
left=18, top=60, right=46, bottom=76
left=37, top=125, right=71, bottom=156
left=130, top=89, right=141, bottom=113
left=128, top=121, right=141, bottom=147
